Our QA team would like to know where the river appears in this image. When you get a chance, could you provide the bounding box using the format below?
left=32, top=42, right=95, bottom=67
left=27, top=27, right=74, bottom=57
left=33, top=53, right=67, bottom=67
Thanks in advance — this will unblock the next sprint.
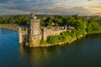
left=0, top=28, right=101, bottom=67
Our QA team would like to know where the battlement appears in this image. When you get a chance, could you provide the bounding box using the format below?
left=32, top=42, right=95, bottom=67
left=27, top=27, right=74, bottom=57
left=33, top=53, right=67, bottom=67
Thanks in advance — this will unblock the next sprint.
left=41, top=26, right=67, bottom=40
left=30, top=19, right=40, bottom=22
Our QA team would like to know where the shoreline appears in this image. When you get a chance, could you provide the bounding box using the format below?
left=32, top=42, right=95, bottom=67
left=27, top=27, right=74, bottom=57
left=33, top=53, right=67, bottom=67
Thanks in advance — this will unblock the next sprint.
left=38, top=32, right=101, bottom=48
left=28, top=35, right=84, bottom=48
left=0, top=24, right=18, bottom=31
left=0, top=25, right=101, bottom=48
left=38, top=36, right=81, bottom=48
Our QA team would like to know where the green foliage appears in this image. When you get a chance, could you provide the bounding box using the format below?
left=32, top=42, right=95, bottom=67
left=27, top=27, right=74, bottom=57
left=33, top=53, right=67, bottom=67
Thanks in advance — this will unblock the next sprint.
left=14, top=15, right=29, bottom=25
left=40, top=40, right=47, bottom=45
left=40, top=19, right=45, bottom=26
left=0, top=17, right=4, bottom=24
left=45, top=15, right=101, bottom=44
left=67, top=16, right=76, bottom=26
left=0, top=15, right=29, bottom=25
left=60, top=31, right=72, bottom=42
left=75, top=19, right=87, bottom=31
left=47, top=35, right=61, bottom=44
left=87, top=21, right=101, bottom=33
left=47, top=31, right=73, bottom=44
left=8, top=17, right=15, bottom=24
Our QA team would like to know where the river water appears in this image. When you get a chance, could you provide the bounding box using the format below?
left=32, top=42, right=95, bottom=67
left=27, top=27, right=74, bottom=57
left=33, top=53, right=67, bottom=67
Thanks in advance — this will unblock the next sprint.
left=0, top=28, right=101, bottom=67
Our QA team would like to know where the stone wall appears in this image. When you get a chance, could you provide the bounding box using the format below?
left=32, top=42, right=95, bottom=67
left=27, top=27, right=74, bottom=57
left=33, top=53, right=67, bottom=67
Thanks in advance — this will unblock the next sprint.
left=42, top=26, right=67, bottom=40
left=18, top=27, right=28, bottom=44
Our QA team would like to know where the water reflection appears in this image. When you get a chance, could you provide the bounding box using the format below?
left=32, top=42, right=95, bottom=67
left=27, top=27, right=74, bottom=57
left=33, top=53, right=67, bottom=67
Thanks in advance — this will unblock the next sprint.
left=86, top=34, right=101, bottom=39
left=19, top=37, right=87, bottom=66
left=1, top=28, right=101, bottom=67
left=19, top=45, right=64, bottom=65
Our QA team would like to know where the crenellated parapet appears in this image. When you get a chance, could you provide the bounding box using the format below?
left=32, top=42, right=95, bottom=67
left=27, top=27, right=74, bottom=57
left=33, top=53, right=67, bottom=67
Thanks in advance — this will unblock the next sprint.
left=41, top=26, right=67, bottom=40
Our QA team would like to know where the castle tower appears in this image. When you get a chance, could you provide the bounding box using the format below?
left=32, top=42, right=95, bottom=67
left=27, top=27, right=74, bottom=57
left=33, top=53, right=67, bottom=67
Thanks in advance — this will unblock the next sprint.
left=18, top=27, right=23, bottom=44
left=28, top=13, right=41, bottom=47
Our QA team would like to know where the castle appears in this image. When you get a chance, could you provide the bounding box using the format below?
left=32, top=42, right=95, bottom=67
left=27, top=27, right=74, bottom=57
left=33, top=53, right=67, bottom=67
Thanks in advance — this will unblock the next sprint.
left=18, top=13, right=69, bottom=47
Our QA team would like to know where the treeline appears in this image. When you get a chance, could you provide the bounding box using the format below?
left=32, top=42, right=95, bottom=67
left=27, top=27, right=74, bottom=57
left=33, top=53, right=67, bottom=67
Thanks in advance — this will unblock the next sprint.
left=0, top=15, right=30, bottom=25
left=40, top=15, right=87, bottom=26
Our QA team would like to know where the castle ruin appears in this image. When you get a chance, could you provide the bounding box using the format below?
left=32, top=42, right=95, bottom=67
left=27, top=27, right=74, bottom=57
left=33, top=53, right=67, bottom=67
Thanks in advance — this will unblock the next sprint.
left=18, top=13, right=68, bottom=47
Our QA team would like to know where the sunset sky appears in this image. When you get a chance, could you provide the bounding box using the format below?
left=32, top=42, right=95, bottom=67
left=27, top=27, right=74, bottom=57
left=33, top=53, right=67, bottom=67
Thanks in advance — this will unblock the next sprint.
left=0, top=0, right=101, bottom=15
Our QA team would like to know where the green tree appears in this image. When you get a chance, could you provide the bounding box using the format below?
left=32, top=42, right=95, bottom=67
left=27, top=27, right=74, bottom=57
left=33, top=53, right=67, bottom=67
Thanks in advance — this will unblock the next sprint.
left=67, top=16, right=76, bottom=26
left=8, top=17, right=15, bottom=24
left=47, top=35, right=61, bottom=44
left=87, top=21, right=101, bottom=33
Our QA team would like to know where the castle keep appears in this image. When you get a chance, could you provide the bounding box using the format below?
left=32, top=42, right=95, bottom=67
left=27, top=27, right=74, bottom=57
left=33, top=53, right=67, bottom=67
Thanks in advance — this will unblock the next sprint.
left=18, top=13, right=68, bottom=47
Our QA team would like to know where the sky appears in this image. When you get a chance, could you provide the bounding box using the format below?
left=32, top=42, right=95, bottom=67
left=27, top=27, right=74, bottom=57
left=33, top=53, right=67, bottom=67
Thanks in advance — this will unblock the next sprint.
left=0, top=0, right=101, bottom=15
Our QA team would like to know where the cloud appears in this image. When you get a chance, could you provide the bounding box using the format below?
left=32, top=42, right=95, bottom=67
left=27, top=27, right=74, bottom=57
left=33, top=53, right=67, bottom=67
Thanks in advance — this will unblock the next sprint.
left=0, top=0, right=101, bottom=15
left=87, top=0, right=98, bottom=1
left=86, top=6, right=101, bottom=13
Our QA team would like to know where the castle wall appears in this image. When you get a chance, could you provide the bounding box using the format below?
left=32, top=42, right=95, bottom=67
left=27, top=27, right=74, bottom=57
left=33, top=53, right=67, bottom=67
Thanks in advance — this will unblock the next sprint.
left=42, top=27, right=67, bottom=40
left=18, top=27, right=23, bottom=44
left=18, top=27, right=28, bottom=44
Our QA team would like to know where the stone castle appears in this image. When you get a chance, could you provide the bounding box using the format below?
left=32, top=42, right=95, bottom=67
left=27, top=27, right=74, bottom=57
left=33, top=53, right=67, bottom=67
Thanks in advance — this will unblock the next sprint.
left=18, top=13, right=69, bottom=47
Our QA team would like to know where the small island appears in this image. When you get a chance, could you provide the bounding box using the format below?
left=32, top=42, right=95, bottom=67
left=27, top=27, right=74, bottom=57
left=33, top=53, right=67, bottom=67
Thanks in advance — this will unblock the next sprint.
left=0, top=13, right=101, bottom=47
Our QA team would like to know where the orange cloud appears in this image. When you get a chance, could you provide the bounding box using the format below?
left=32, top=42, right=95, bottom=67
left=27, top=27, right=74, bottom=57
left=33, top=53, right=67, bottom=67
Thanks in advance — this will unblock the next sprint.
left=87, top=0, right=98, bottom=1
left=85, top=6, right=101, bottom=14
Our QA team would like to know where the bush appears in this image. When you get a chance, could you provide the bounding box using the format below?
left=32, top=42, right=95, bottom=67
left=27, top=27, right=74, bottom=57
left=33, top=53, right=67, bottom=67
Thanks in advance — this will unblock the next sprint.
left=47, top=35, right=61, bottom=44
left=40, top=40, right=47, bottom=45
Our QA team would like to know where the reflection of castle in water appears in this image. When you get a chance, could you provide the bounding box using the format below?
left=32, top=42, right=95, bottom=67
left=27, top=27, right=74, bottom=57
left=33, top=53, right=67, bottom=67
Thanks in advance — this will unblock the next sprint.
left=18, top=13, right=70, bottom=47
left=19, top=45, right=62, bottom=65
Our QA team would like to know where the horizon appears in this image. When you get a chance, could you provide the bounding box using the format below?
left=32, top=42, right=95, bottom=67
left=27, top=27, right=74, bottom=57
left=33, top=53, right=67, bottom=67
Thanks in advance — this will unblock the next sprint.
left=0, top=0, right=101, bottom=15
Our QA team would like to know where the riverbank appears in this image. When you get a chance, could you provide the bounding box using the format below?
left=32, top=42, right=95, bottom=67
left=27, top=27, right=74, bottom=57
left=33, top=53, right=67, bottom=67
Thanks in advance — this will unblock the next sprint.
left=0, top=24, right=19, bottom=31
left=38, top=37, right=82, bottom=47
left=38, top=32, right=101, bottom=48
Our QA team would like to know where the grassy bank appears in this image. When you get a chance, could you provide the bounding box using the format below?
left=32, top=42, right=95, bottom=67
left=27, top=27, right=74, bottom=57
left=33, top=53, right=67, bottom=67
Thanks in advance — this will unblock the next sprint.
left=39, top=30, right=86, bottom=47
left=39, top=32, right=101, bottom=47
left=0, top=24, right=19, bottom=31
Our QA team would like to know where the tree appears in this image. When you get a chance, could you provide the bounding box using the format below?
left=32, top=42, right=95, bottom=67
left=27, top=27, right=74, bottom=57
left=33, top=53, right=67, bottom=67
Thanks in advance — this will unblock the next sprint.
left=8, top=17, right=15, bottom=24
left=87, top=21, right=101, bottom=33
left=47, top=35, right=61, bottom=44
left=67, top=16, right=76, bottom=26
left=75, top=19, right=87, bottom=30
left=0, top=17, right=4, bottom=24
